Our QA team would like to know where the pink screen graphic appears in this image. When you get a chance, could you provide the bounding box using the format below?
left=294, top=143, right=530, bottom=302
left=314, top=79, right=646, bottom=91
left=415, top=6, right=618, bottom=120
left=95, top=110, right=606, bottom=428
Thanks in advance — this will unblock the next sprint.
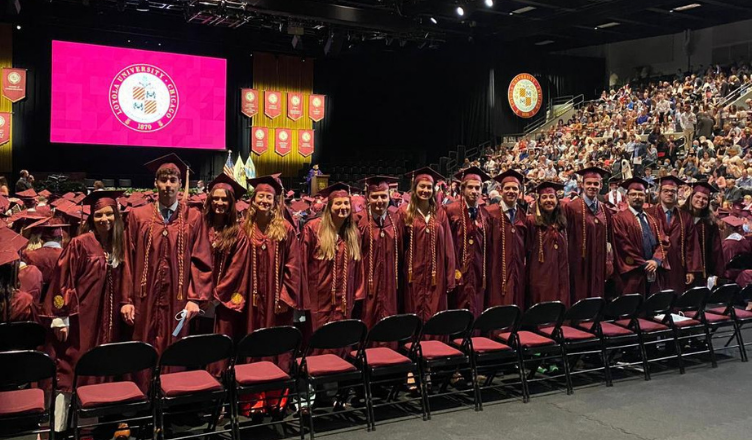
left=50, top=40, right=226, bottom=150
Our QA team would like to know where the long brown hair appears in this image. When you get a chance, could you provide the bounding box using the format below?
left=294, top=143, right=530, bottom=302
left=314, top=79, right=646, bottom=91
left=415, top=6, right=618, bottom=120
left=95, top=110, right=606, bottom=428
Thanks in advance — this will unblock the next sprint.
left=316, top=200, right=361, bottom=261
left=404, top=179, right=438, bottom=227
left=680, top=196, right=714, bottom=225
left=533, top=197, right=567, bottom=229
left=243, top=191, right=287, bottom=243
left=80, top=205, right=126, bottom=267
left=203, top=187, right=240, bottom=253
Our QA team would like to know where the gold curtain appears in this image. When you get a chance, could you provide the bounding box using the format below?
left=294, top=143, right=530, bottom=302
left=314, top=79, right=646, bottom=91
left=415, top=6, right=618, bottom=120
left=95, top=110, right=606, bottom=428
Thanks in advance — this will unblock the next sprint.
left=0, top=24, right=12, bottom=173
left=251, top=52, right=313, bottom=178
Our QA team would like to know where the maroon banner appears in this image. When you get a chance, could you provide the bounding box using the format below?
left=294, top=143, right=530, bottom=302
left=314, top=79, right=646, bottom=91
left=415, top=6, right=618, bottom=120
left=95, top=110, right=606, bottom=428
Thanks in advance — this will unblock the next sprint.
left=298, top=129, right=314, bottom=157
left=308, top=94, right=325, bottom=122
left=0, top=112, right=10, bottom=145
left=241, top=88, right=258, bottom=118
left=287, top=92, right=303, bottom=121
left=2, top=68, right=27, bottom=103
left=275, top=128, right=292, bottom=157
left=264, top=91, right=282, bottom=119
left=251, top=126, right=269, bottom=155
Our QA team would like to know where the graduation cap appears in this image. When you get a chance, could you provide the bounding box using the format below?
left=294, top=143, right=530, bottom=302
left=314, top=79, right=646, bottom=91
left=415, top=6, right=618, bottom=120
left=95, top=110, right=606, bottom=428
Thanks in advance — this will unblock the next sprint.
left=61, top=192, right=77, bottom=201
left=56, top=203, right=88, bottom=223
left=608, top=175, right=622, bottom=185
left=535, top=181, right=565, bottom=194
left=23, top=217, right=69, bottom=239
left=235, top=200, right=250, bottom=213
left=0, top=228, right=29, bottom=266
left=405, top=167, right=444, bottom=184
left=318, top=182, right=352, bottom=201
left=575, top=166, right=610, bottom=180
left=246, top=175, right=283, bottom=196
left=620, top=177, right=650, bottom=192
left=81, top=190, right=125, bottom=211
left=721, top=215, right=744, bottom=229
left=656, top=175, right=686, bottom=188
left=360, top=176, right=399, bottom=193
left=453, top=166, right=491, bottom=183
left=691, top=181, right=718, bottom=195
left=16, top=189, right=37, bottom=199
left=208, top=173, right=247, bottom=199
left=38, top=190, right=52, bottom=199
left=72, top=193, right=86, bottom=204
left=144, top=153, right=190, bottom=176
left=493, top=169, right=525, bottom=186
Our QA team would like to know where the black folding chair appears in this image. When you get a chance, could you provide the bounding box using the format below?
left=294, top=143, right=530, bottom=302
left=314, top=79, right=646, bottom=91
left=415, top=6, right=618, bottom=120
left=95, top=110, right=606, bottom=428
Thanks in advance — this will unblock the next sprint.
left=0, top=321, right=45, bottom=351
left=695, top=283, right=747, bottom=362
left=352, top=314, right=423, bottom=429
left=498, top=302, right=572, bottom=397
left=70, top=342, right=158, bottom=440
left=582, top=294, right=646, bottom=382
left=407, top=309, right=474, bottom=418
left=670, top=287, right=717, bottom=368
left=0, top=351, right=56, bottom=440
left=297, top=319, right=370, bottom=439
left=452, top=305, right=526, bottom=408
left=231, top=326, right=303, bottom=440
left=541, top=298, right=610, bottom=387
left=156, top=334, right=234, bottom=440
left=615, top=291, right=683, bottom=377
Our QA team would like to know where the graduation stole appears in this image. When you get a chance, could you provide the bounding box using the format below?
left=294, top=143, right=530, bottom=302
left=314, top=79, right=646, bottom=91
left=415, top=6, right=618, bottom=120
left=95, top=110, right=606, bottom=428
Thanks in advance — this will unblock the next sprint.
left=367, top=211, right=398, bottom=296
left=641, top=212, right=668, bottom=264
left=407, top=212, right=437, bottom=286
left=331, top=242, right=349, bottom=313
left=459, top=204, right=486, bottom=289
left=104, top=263, right=115, bottom=343
left=250, top=231, right=281, bottom=312
left=580, top=198, right=610, bottom=260
left=499, top=213, right=509, bottom=296
left=140, top=201, right=187, bottom=300
left=699, top=222, right=706, bottom=279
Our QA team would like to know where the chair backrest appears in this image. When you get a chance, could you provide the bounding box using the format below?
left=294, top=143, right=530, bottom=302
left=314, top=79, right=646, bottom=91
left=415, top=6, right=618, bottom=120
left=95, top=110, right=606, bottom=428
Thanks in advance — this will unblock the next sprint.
left=0, top=350, right=56, bottom=387
left=640, top=291, right=676, bottom=316
left=367, top=314, right=421, bottom=345
left=739, top=284, right=752, bottom=303
left=520, top=302, right=565, bottom=329
left=236, top=326, right=302, bottom=360
left=421, top=309, right=474, bottom=338
left=707, top=283, right=740, bottom=306
left=472, top=305, right=520, bottom=334
left=674, top=287, right=709, bottom=311
left=307, top=319, right=367, bottom=351
left=0, top=321, right=46, bottom=351
left=75, top=341, right=157, bottom=378
left=603, top=294, right=643, bottom=320
left=160, top=334, right=233, bottom=369
left=564, top=298, right=605, bottom=323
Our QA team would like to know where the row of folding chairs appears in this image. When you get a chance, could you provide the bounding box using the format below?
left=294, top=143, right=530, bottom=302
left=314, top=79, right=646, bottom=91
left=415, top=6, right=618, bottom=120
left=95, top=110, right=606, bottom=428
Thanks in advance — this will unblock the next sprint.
left=1, top=283, right=750, bottom=440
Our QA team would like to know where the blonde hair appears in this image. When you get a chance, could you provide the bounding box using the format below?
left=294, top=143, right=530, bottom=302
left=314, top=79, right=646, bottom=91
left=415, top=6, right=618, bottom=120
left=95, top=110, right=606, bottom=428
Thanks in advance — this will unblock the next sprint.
left=244, top=192, right=287, bottom=242
left=404, top=179, right=437, bottom=227
left=316, top=201, right=361, bottom=261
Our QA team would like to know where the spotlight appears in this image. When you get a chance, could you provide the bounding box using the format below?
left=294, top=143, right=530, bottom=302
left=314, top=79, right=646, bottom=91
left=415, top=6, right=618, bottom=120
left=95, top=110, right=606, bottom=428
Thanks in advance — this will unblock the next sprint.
left=16, top=25, right=21, bottom=30
left=456, top=6, right=464, bottom=16
left=485, top=0, right=494, bottom=6
left=136, top=0, right=149, bottom=12
left=430, top=17, right=437, bottom=24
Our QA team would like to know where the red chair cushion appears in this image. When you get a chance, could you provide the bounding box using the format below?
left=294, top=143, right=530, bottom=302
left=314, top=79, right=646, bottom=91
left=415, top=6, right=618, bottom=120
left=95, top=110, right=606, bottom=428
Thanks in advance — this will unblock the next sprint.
left=540, top=325, right=597, bottom=341
left=0, top=388, right=45, bottom=416
left=616, top=318, right=668, bottom=332
left=708, top=307, right=752, bottom=319
left=300, top=354, right=357, bottom=376
left=77, top=381, right=146, bottom=409
left=235, top=361, right=290, bottom=385
left=667, top=317, right=702, bottom=328
left=160, top=370, right=222, bottom=397
left=579, top=321, right=634, bottom=336
left=404, top=341, right=464, bottom=359
left=354, top=347, right=412, bottom=367
left=452, top=337, right=512, bottom=353
left=498, top=331, right=556, bottom=348
left=693, top=309, right=731, bottom=322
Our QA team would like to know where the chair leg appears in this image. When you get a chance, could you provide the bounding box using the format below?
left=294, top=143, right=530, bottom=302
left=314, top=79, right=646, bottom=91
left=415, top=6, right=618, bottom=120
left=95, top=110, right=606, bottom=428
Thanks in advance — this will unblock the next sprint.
left=637, top=333, right=651, bottom=381
left=733, top=322, right=748, bottom=362
left=305, top=381, right=315, bottom=440
left=72, top=409, right=79, bottom=440
left=231, top=391, right=241, bottom=440
left=560, top=347, right=574, bottom=396
left=469, top=357, right=481, bottom=411
left=673, top=331, right=685, bottom=374
left=362, top=372, right=374, bottom=431
left=601, top=344, right=613, bottom=387
left=419, top=364, right=431, bottom=420
left=703, top=325, right=718, bottom=368
left=517, top=352, right=530, bottom=403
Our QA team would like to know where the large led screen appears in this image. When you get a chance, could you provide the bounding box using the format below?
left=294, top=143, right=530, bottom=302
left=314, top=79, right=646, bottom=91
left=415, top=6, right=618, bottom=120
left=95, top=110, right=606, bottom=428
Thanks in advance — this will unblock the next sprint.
left=50, top=40, right=226, bottom=149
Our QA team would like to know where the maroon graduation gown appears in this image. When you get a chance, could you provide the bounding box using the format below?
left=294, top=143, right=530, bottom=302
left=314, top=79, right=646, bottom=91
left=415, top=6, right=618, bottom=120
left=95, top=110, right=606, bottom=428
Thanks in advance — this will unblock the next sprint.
left=357, top=211, right=403, bottom=328
left=612, top=209, right=669, bottom=296
left=694, top=219, right=725, bottom=284
left=301, top=217, right=364, bottom=330
left=123, top=202, right=213, bottom=355
left=8, top=291, right=35, bottom=322
left=486, top=204, right=528, bottom=309
left=647, top=206, right=702, bottom=294
left=723, top=235, right=752, bottom=282
left=18, top=264, right=43, bottom=305
left=214, top=222, right=299, bottom=339
left=397, top=204, right=456, bottom=323
left=564, top=198, right=613, bottom=302
left=445, top=202, right=490, bottom=317
left=22, top=246, right=62, bottom=285
left=526, top=219, right=571, bottom=307
left=45, top=232, right=132, bottom=392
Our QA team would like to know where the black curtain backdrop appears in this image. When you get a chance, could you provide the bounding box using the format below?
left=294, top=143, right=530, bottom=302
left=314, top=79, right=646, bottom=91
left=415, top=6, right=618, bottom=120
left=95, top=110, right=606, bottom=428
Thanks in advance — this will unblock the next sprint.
left=8, top=7, right=604, bottom=186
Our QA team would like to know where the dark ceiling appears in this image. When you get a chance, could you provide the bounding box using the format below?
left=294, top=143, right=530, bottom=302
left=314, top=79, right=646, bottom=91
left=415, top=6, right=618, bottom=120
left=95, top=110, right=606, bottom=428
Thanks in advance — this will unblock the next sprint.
left=4, top=0, right=752, bottom=54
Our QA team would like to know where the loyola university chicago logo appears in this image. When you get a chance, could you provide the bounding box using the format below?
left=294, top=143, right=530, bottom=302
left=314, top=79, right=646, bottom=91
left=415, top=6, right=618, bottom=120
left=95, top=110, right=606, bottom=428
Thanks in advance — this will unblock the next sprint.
left=109, top=64, right=179, bottom=132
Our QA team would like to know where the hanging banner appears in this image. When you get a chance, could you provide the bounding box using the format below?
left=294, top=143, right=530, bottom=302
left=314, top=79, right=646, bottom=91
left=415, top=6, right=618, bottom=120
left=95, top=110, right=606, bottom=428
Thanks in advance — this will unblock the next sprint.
left=309, top=94, right=326, bottom=122
left=0, top=112, right=10, bottom=145
left=264, top=90, right=282, bottom=118
left=2, top=68, right=27, bottom=103
left=251, top=126, right=269, bottom=155
left=507, top=73, right=542, bottom=119
left=240, top=88, right=258, bottom=118
left=287, top=92, right=303, bottom=121
left=275, top=128, right=292, bottom=157
left=298, top=129, right=314, bottom=157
